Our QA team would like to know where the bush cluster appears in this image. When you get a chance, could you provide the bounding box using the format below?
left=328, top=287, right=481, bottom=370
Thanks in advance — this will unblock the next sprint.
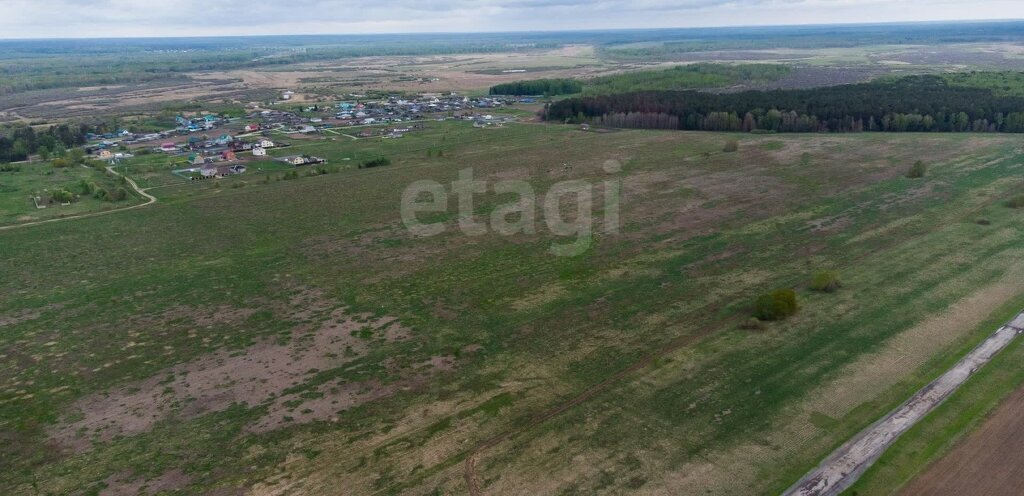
left=907, top=160, right=927, bottom=179
left=755, top=289, right=799, bottom=321
left=809, top=271, right=842, bottom=293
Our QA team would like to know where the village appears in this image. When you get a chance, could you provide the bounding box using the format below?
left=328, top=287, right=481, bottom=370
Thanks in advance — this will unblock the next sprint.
left=82, top=92, right=523, bottom=179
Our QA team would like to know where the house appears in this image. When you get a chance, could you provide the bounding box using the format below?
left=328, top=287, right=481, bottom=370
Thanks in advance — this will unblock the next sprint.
left=200, top=163, right=247, bottom=178
left=160, top=142, right=177, bottom=152
left=221, top=151, right=237, bottom=161
left=280, top=155, right=308, bottom=166
left=188, top=153, right=207, bottom=166
left=282, top=91, right=294, bottom=101
left=252, top=146, right=267, bottom=157
left=257, top=139, right=275, bottom=148
left=277, top=155, right=326, bottom=166
left=215, top=134, right=233, bottom=146
left=230, top=141, right=253, bottom=152
left=244, top=124, right=261, bottom=133
left=97, top=149, right=114, bottom=159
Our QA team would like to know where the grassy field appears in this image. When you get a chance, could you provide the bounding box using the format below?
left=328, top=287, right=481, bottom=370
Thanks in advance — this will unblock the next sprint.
left=0, top=162, right=142, bottom=226
left=2, top=121, right=1024, bottom=495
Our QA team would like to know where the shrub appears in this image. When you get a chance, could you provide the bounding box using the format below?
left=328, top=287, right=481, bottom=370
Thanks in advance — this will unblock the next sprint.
left=722, top=139, right=739, bottom=153
left=359, top=157, right=391, bottom=169
left=51, top=158, right=71, bottom=168
left=907, top=160, right=927, bottom=179
left=79, top=180, right=97, bottom=195
left=0, top=164, right=21, bottom=172
left=976, top=218, right=992, bottom=226
left=111, top=187, right=128, bottom=201
left=809, top=271, right=842, bottom=293
left=51, top=188, right=76, bottom=203
left=755, top=289, right=799, bottom=321
left=68, top=148, right=86, bottom=164
left=1006, top=195, right=1024, bottom=209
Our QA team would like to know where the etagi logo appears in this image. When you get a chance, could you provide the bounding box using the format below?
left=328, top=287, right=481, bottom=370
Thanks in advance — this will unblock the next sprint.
left=401, top=160, right=622, bottom=257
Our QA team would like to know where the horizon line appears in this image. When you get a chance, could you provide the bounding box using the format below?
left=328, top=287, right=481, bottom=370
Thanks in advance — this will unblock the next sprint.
left=0, top=17, right=1022, bottom=42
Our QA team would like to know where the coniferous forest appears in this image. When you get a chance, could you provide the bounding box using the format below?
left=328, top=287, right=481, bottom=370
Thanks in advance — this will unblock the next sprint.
left=545, top=75, right=1024, bottom=133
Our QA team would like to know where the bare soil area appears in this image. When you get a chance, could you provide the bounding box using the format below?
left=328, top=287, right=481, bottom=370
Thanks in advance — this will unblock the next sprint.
left=50, top=305, right=413, bottom=452
left=900, top=386, right=1024, bottom=496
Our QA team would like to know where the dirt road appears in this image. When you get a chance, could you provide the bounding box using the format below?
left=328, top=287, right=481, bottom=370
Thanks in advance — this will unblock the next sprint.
left=783, top=312, right=1024, bottom=496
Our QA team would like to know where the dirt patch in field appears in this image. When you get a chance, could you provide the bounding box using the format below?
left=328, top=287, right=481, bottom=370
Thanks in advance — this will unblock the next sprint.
left=50, top=306, right=413, bottom=452
left=101, top=469, right=192, bottom=496
left=0, top=304, right=61, bottom=327
left=900, top=386, right=1024, bottom=496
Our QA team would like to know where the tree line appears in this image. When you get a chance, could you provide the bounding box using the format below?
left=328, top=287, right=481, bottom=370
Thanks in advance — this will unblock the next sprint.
left=488, top=64, right=790, bottom=97
left=0, top=123, right=95, bottom=163
left=489, top=79, right=584, bottom=96
left=545, top=75, right=1024, bottom=133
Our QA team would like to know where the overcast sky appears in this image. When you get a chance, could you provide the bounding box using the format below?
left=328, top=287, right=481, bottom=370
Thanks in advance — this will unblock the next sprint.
left=1, top=0, right=1023, bottom=39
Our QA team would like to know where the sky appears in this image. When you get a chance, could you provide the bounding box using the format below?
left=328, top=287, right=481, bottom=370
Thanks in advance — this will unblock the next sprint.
left=1, top=0, right=1023, bottom=39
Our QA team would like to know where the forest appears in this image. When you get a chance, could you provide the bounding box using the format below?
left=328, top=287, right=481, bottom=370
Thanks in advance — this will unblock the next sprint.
left=546, top=75, right=1024, bottom=133
left=489, top=79, right=584, bottom=96
left=582, top=63, right=790, bottom=94
left=489, top=64, right=789, bottom=96
left=0, top=123, right=96, bottom=163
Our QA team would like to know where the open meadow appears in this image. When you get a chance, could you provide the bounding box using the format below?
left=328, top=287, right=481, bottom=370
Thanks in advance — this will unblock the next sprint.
left=0, top=162, right=143, bottom=227
left=2, top=120, right=1024, bottom=494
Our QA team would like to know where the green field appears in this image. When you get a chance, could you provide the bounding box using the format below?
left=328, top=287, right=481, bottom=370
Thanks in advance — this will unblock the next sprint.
left=0, top=162, right=141, bottom=226
left=2, top=121, right=1024, bottom=494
